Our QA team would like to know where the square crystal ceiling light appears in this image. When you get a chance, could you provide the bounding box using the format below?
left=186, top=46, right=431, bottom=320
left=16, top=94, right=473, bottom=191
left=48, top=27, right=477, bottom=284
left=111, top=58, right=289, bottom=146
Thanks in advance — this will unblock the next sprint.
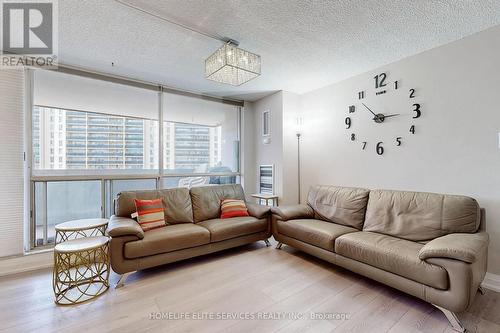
left=205, top=43, right=261, bottom=86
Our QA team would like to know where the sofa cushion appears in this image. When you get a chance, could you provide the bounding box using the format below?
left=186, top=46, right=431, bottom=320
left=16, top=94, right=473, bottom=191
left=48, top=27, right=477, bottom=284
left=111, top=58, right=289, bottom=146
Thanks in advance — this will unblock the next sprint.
left=307, top=185, right=370, bottom=230
left=277, top=219, right=358, bottom=251
left=335, top=232, right=448, bottom=290
left=220, top=199, right=249, bottom=219
left=198, top=216, right=267, bottom=242
left=134, top=198, right=166, bottom=231
left=190, top=184, right=246, bottom=222
left=124, top=224, right=210, bottom=258
left=363, top=189, right=480, bottom=242
left=116, top=188, right=194, bottom=224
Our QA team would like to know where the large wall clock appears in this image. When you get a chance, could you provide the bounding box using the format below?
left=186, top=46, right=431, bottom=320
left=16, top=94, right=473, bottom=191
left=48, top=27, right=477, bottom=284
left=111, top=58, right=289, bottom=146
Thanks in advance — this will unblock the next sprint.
left=345, top=72, right=422, bottom=155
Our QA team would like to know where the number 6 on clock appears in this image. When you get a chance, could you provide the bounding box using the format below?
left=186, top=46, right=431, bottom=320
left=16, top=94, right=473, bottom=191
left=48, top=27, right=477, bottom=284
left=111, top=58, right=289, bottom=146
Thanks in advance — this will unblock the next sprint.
left=376, top=142, right=384, bottom=155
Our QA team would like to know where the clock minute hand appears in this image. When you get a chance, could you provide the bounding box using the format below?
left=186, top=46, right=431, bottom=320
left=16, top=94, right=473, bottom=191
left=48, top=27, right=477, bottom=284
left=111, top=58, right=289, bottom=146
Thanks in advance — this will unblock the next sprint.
left=362, top=103, right=377, bottom=117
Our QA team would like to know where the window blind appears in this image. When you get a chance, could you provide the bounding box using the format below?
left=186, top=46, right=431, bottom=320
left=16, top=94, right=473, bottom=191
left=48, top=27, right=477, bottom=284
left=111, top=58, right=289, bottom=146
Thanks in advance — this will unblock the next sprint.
left=0, top=70, right=25, bottom=257
left=33, top=69, right=159, bottom=120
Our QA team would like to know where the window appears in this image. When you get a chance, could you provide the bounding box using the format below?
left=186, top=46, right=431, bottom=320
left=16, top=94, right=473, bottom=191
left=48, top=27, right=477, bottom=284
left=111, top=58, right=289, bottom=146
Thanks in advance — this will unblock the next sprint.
left=33, top=180, right=102, bottom=246
left=163, top=92, right=240, bottom=180
left=29, top=69, right=242, bottom=249
left=262, top=110, right=270, bottom=136
left=32, top=69, right=159, bottom=173
left=32, top=106, right=159, bottom=170
left=105, top=179, right=157, bottom=217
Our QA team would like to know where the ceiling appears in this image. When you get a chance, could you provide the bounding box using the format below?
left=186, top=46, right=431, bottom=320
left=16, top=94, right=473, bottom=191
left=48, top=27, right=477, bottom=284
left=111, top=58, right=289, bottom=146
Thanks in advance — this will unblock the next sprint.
left=59, top=0, right=500, bottom=101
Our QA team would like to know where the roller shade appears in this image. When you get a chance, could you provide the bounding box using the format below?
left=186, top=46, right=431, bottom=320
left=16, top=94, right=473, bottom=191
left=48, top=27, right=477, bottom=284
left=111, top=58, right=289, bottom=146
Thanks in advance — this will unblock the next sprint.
left=163, top=92, right=237, bottom=126
left=33, top=69, right=159, bottom=120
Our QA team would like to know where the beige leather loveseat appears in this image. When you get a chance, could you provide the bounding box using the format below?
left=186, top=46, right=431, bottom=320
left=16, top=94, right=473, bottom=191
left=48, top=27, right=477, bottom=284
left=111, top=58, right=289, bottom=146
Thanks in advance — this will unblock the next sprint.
left=107, top=184, right=271, bottom=287
left=272, top=185, right=489, bottom=332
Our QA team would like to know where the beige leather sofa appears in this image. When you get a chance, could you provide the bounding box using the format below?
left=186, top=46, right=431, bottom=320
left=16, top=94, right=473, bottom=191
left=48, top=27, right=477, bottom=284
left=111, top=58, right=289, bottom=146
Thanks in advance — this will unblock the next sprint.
left=272, top=185, right=489, bottom=333
left=106, top=184, right=271, bottom=287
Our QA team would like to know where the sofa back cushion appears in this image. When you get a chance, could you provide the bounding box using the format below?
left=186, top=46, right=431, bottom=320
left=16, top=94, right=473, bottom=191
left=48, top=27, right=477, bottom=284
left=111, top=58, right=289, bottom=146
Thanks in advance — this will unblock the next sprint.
left=115, top=188, right=194, bottom=224
left=190, top=184, right=245, bottom=222
left=307, top=185, right=370, bottom=230
left=363, top=189, right=480, bottom=241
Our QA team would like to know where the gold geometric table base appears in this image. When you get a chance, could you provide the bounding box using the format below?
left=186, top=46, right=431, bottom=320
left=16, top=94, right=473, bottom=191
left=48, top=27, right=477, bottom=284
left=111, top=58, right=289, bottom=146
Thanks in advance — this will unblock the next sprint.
left=53, top=237, right=110, bottom=305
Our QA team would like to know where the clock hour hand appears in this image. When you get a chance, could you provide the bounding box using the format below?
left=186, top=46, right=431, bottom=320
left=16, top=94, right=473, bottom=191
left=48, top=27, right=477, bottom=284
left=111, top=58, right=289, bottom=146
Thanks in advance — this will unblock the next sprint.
left=383, top=114, right=400, bottom=118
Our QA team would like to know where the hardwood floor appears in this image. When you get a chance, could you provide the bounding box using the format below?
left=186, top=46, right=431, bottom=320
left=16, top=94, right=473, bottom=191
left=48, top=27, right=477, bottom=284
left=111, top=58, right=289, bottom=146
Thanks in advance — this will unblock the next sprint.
left=1, top=239, right=499, bottom=333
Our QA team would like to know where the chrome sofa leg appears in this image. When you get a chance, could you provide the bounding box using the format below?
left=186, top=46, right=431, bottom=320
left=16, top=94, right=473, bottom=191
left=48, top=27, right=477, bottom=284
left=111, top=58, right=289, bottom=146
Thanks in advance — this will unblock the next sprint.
left=433, top=304, right=465, bottom=333
left=116, top=271, right=136, bottom=289
left=264, top=239, right=271, bottom=247
left=478, top=285, right=486, bottom=295
left=276, top=242, right=283, bottom=250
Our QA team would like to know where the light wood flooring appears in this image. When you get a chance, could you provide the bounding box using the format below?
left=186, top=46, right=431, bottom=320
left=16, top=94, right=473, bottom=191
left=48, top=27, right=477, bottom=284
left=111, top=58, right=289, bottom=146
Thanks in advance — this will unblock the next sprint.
left=1, top=239, right=499, bottom=333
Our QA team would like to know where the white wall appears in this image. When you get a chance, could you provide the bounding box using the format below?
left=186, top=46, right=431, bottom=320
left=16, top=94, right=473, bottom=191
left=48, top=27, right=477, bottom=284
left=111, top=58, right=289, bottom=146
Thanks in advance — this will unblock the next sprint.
left=298, top=25, right=500, bottom=275
left=0, top=70, right=25, bottom=258
left=251, top=92, right=285, bottom=202
left=282, top=91, right=302, bottom=205
left=242, top=101, right=256, bottom=197
left=244, top=90, right=303, bottom=205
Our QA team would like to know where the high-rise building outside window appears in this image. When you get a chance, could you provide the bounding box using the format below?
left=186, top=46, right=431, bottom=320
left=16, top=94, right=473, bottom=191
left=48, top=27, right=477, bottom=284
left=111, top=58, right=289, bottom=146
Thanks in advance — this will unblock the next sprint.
left=33, top=106, right=159, bottom=170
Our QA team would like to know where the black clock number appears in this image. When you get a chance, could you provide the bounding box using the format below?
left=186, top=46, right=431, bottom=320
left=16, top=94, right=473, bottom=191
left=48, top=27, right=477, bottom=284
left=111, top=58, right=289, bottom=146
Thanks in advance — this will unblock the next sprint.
left=409, top=88, right=416, bottom=98
left=351, top=133, right=356, bottom=141
left=412, top=103, right=421, bottom=118
left=376, top=142, right=384, bottom=155
left=358, top=91, right=365, bottom=100
left=409, top=125, right=415, bottom=134
left=374, top=73, right=387, bottom=89
left=396, top=137, right=402, bottom=146
left=362, top=142, right=367, bottom=150
left=349, top=105, right=355, bottom=113
left=345, top=117, right=351, bottom=129
left=394, top=81, right=399, bottom=90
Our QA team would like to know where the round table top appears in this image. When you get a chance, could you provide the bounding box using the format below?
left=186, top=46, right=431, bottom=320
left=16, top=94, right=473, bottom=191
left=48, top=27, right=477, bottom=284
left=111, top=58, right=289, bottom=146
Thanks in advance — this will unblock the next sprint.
left=54, top=236, right=109, bottom=253
left=55, top=218, right=109, bottom=231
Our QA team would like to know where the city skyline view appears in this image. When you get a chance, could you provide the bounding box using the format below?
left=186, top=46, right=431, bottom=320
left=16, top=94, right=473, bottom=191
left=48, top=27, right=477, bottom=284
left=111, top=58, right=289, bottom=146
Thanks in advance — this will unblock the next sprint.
left=33, top=106, right=223, bottom=172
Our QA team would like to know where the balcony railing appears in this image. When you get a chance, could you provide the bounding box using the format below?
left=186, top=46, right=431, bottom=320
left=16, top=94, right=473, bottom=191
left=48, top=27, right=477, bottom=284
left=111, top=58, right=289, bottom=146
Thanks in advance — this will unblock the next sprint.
left=31, top=174, right=239, bottom=248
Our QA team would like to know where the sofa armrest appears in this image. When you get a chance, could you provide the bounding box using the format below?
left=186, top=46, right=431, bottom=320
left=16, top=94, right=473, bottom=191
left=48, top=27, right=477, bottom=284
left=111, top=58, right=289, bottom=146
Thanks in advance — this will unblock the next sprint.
left=271, top=204, right=314, bottom=221
left=106, top=215, right=144, bottom=239
left=418, top=232, right=489, bottom=264
left=246, top=203, right=271, bottom=219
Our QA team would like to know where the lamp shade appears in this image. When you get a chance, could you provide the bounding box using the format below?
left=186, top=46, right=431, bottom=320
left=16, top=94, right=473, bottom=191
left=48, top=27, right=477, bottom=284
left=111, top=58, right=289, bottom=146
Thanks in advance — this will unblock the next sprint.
left=205, top=44, right=261, bottom=86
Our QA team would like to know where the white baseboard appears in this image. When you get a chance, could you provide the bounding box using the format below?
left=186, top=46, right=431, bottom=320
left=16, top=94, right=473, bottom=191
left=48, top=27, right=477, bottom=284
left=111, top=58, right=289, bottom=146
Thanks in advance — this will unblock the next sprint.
left=0, top=250, right=53, bottom=277
left=482, top=272, right=500, bottom=293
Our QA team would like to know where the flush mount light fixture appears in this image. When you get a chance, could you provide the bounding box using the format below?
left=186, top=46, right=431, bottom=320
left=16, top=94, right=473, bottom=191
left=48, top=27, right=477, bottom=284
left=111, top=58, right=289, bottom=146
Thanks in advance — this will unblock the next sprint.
left=205, top=40, right=261, bottom=86
left=114, top=0, right=262, bottom=86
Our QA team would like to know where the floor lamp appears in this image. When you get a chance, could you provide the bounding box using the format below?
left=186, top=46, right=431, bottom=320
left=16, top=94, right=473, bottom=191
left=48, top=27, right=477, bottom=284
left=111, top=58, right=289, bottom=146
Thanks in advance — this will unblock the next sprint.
left=295, top=117, right=303, bottom=204
left=296, top=132, right=301, bottom=204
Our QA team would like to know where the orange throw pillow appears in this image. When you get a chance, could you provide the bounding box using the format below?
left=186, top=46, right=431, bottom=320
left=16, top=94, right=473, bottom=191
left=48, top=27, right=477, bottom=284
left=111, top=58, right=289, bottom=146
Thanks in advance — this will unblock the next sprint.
left=220, top=199, right=249, bottom=219
left=134, top=198, right=166, bottom=231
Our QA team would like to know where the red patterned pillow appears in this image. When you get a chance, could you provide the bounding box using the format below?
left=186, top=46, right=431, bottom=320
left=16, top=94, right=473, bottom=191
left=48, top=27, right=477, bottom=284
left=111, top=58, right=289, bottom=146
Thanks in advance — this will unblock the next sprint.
left=134, top=198, right=166, bottom=231
left=220, top=199, right=249, bottom=219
